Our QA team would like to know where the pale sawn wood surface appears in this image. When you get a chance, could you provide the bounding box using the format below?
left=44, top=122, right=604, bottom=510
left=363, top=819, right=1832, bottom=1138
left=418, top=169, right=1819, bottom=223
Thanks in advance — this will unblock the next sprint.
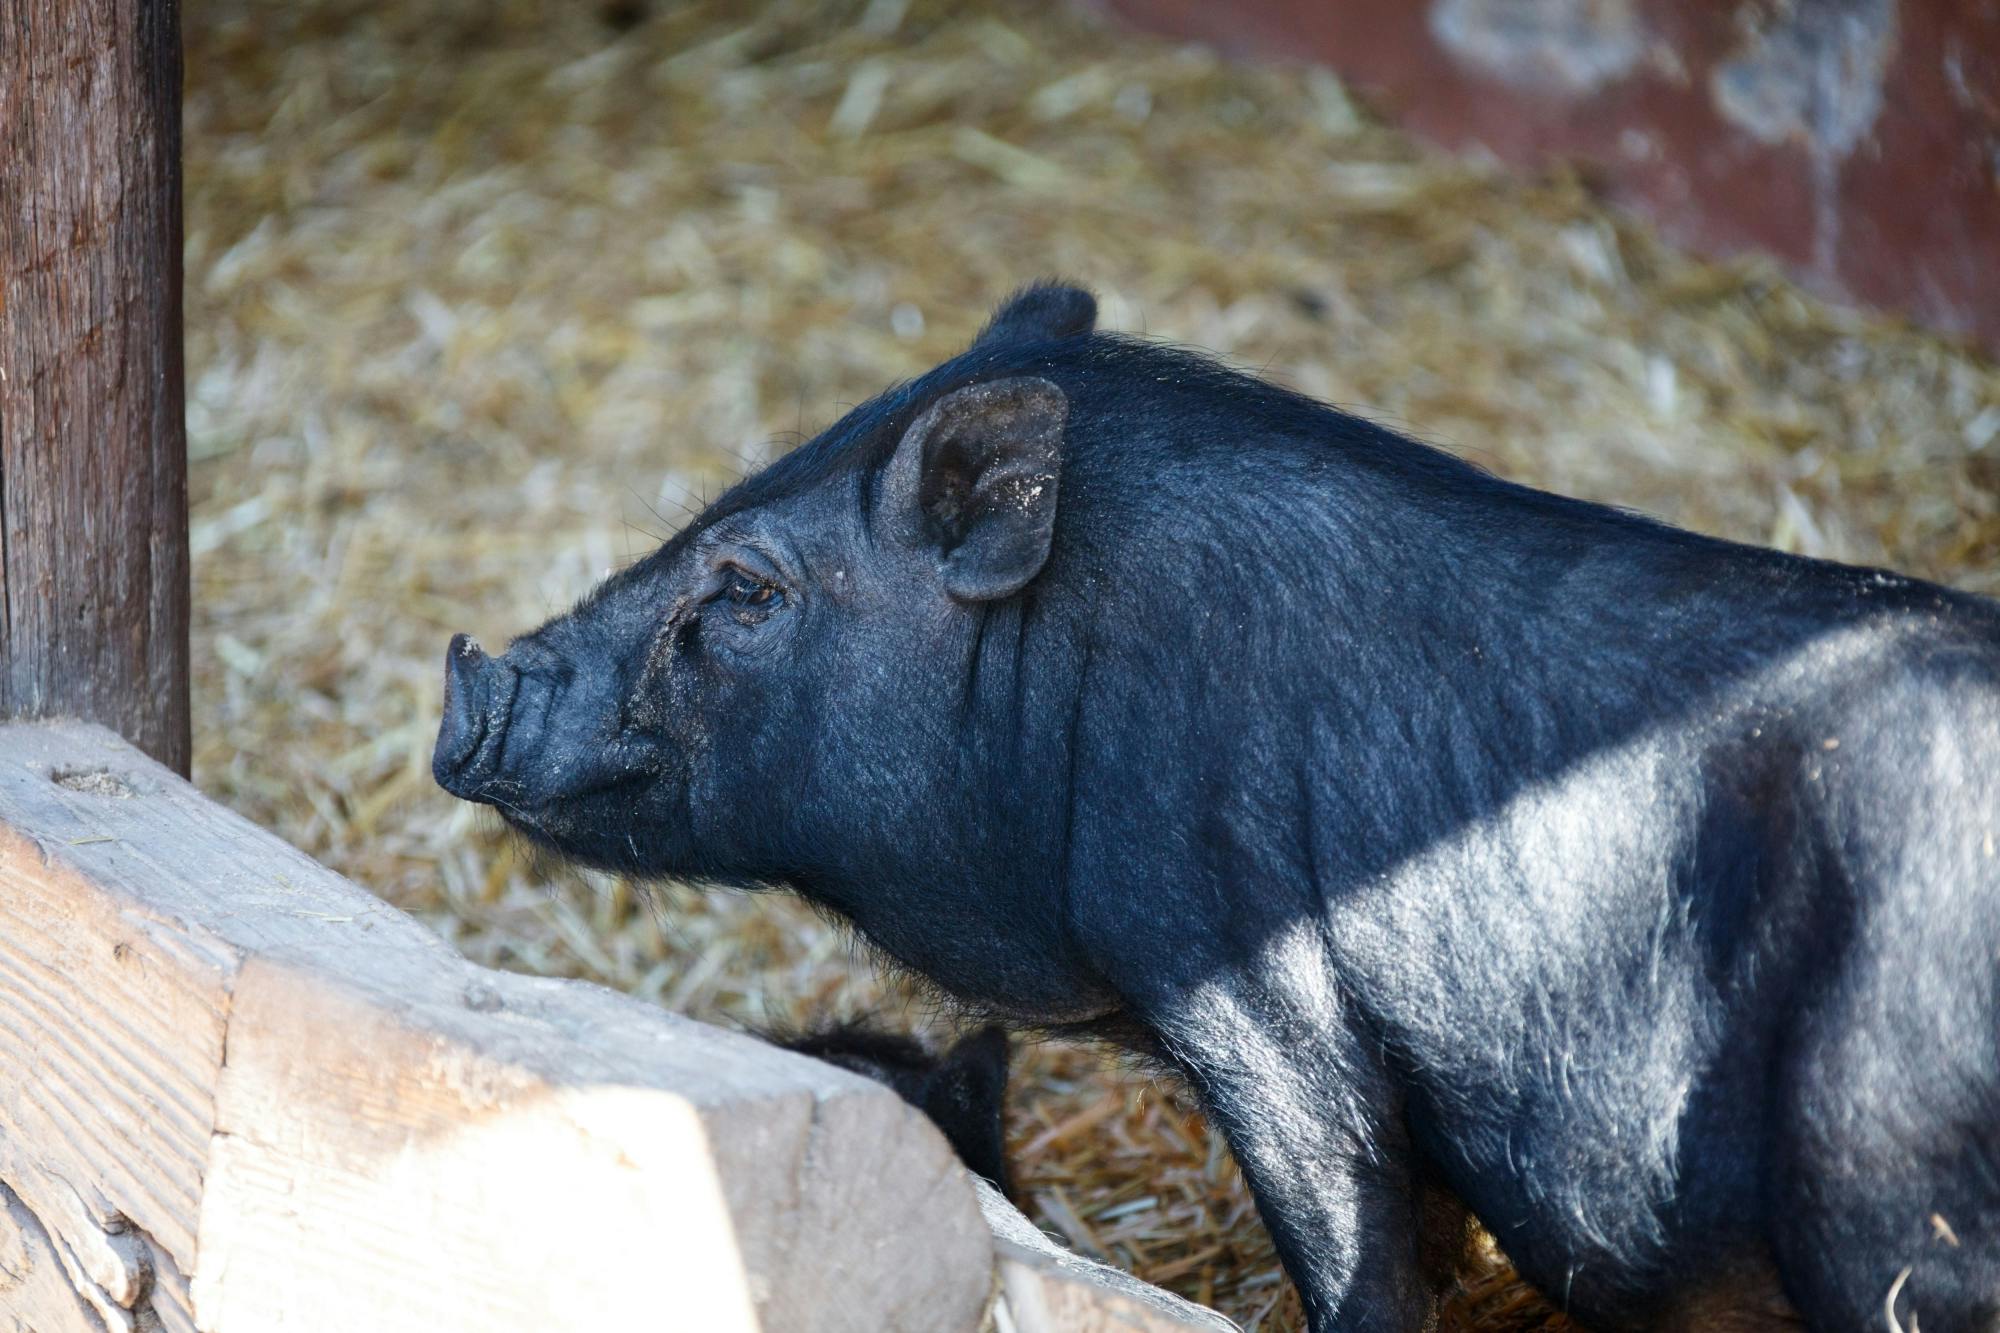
left=0, top=721, right=992, bottom=1331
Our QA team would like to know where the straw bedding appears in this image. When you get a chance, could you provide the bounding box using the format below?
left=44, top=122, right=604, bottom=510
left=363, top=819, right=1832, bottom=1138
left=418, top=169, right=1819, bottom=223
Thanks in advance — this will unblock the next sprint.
left=181, top=0, right=1999, bottom=1326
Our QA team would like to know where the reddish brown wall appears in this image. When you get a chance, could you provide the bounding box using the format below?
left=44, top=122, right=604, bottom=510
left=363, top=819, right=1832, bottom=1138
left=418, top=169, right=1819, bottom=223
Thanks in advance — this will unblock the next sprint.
left=1101, top=0, right=2000, bottom=353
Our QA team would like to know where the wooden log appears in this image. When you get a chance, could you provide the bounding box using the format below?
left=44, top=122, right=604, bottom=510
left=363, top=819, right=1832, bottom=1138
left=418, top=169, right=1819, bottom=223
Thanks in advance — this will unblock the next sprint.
left=0, top=720, right=1242, bottom=1330
left=0, top=1180, right=109, bottom=1333
left=0, top=721, right=994, bottom=1331
left=0, top=0, right=192, bottom=775
left=978, top=1184, right=1237, bottom=1333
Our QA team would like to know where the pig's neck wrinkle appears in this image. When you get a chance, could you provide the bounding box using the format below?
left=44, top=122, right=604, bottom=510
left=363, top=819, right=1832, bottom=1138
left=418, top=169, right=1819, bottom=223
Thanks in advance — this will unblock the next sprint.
left=776, top=606, right=1119, bottom=1026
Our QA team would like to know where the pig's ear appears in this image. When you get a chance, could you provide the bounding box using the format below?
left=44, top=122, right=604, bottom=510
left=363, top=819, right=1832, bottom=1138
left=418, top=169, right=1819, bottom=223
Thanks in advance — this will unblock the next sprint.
left=883, top=377, right=1067, bottom=602
left=970, top=282, right=1096, bottom=350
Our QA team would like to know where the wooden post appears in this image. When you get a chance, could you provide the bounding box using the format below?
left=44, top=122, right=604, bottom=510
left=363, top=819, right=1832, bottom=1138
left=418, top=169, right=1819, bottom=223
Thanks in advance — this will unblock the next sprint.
left=0, top=0, right=191, bottom=776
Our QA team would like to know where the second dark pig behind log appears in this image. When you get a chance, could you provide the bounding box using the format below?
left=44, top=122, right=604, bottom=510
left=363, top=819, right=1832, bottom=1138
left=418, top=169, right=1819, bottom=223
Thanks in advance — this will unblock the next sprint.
left=774, top=1023, right=1013, bottom=1198
left=434, top=284, right=2000, bottom=1333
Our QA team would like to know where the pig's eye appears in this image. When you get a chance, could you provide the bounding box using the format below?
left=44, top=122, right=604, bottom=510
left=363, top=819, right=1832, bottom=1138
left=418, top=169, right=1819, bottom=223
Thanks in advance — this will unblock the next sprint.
left=721, top=572, right=782, bottom=610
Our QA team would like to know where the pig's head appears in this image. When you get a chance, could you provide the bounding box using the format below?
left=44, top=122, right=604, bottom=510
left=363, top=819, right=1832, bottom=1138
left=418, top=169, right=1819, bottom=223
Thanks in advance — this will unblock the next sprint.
left=433, top=284, right=1119, bottom=1017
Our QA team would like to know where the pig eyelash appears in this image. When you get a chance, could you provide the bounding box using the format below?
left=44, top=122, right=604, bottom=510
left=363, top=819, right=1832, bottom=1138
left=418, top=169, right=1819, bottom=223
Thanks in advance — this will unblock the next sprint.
left=725, top=575, right=778, bottom=606
left=715, top=569, right=785, bottom=613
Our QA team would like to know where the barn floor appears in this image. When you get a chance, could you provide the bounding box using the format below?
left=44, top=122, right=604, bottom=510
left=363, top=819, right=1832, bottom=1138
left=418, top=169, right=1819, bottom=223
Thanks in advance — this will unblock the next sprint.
left=181, top=0, right=2000, bottom=1328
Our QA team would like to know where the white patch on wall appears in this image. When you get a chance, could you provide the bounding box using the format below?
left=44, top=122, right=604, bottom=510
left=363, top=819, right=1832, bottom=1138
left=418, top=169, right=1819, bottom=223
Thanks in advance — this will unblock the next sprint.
left=1709, top=0, right=1898, bottom=274
left=1710, top=0, right=1896, bottom=159
left=1429, top=0, right=1645, bottom=97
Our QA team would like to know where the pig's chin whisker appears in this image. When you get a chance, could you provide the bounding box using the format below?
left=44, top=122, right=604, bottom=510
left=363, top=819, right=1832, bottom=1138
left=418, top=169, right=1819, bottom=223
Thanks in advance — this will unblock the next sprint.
left=480, top=785, right=527, bottom=814
left=488, top=804, right=671, bottom=891
left=488, top=818, right=591, bottom=889
left=482, top=790, right=544, bottom=829
left=621, top=877, right=698, bottom=952
left=520, top=838, right=587, bottom=888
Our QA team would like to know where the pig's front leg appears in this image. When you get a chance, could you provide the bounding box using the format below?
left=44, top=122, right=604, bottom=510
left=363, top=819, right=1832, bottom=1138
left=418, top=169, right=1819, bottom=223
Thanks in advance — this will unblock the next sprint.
left=1136, top=962, right=1452, bottom=1331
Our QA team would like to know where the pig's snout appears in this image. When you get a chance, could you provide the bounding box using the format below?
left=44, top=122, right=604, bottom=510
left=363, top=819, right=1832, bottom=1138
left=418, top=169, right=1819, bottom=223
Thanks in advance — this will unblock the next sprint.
left=434, top=632, right=653, bottom=815
left=433, top=633, right=518, bottom=803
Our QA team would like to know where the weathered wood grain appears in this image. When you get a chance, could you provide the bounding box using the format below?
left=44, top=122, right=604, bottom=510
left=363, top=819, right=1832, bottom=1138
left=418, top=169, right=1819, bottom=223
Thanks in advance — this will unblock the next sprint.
left=0, top=722, right=992, bottom=1330
left=0, top=1180, right=107, bottom=1333
left=0, top=0, right=191, bottom=774
left=979, top=1184, right=1238, bottom=1333
left=0, top=720, right=1238, bottom=1330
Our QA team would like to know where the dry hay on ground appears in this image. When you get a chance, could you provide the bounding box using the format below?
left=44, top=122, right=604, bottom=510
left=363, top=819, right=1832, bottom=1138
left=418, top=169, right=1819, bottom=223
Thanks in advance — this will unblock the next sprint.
left=181, top=0, right=2000, bottom=1327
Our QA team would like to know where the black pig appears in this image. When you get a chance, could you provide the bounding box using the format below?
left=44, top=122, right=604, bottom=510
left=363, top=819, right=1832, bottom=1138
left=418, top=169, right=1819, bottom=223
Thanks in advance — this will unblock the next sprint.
left=435, top=284, right=2000, bottom=1331
left=772, top=1023, right=1013, bottom=1196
